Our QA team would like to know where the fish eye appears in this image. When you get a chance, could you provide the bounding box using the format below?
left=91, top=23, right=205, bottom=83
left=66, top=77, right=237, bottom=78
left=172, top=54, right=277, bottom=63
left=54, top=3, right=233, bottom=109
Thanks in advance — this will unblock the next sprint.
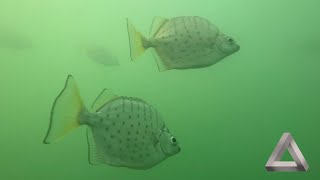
left=227, top=38, right=234, bottom=43
left=170, top=136, right=177, bottom=143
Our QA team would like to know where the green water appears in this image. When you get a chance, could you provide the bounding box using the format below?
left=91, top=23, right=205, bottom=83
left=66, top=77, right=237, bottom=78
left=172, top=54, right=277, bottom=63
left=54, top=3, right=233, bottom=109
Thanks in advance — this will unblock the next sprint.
left=1, top=0, right=320, bottom=179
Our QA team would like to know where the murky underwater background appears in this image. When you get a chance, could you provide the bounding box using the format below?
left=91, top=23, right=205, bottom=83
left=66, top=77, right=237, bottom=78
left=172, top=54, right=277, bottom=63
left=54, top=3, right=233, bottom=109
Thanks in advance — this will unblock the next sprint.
left=1, top=0, right=320, bottom=179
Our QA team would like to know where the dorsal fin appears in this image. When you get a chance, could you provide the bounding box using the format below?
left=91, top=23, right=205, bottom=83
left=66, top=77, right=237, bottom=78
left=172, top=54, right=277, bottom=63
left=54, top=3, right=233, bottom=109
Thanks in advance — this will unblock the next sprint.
left=91, top=88, right=119, bottom=112
left=149, top=16, right=169, bottom=38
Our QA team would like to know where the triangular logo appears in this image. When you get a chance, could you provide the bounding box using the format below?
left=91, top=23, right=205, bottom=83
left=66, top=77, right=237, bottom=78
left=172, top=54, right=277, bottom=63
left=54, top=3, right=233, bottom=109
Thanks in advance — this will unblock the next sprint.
left=265, top=132, right=309, bottom=172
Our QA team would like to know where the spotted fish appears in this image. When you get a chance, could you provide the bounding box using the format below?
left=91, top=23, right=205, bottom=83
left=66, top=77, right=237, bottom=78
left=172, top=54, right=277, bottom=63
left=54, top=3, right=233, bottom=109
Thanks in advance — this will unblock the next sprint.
left=85, top=43, right=119, bottom=66
left=127, top=16, right=240, bottom=71
left=43, top=75, right=180, bottom=169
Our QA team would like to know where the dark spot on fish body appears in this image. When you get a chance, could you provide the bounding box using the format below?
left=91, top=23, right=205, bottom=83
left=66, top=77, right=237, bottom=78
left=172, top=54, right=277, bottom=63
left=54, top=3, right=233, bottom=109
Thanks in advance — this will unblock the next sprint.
left=136, top=130, right=139, bottom=135
left=137, top=114, right=140, bottom=118
left=100, top=118, right=103, bottom=123
left=127, top=137, right=131, bottom=141
left=110, top=134, right=114, bottom=139
left=105, top=127, right=109, bottom=131
left=122, top=121, right=125, bottom=125
left=112, top=122, right=116, bottom=126
left=128, top=131, right=131, bottom=135
left=119, top=139, right=122, bottom=144
left=116, top=114, right=119, bottom=118
left=138, top=122, right=141, bottom=126
left=131, top=124, right=134, bottom=128
left=117, top=129, right=121, bottom=134
left=146, top=153, right=150, bottom=157
left=129, top=115, right=131, bottom=119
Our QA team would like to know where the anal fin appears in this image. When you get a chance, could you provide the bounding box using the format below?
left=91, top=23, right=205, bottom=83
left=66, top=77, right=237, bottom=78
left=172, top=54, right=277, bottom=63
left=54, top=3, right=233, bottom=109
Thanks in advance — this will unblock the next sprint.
left=86, top=127, right=104, bottom=165
left=151, top=49, right=171, bottom=72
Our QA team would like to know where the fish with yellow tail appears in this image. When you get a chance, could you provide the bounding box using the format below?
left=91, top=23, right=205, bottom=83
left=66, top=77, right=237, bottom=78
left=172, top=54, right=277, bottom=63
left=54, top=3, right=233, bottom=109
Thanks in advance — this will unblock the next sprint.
left=43, top=75, right=180, bottom=169
left=127, top=16, right=240, bottom=71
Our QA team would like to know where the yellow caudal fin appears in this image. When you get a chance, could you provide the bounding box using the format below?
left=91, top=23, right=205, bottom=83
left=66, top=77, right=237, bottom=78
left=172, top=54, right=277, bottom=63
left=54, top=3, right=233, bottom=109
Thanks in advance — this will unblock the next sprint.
left=43, top=75, right=85, bottom=144
left=126, top=18, right=147, bottom=61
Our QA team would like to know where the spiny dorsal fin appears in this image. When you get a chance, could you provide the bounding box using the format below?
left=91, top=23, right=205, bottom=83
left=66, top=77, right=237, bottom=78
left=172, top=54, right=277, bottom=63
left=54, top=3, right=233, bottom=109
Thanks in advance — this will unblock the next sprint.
left=149, top=16, right=169, bottom=38
left=91, top=88, right=119, bottom=112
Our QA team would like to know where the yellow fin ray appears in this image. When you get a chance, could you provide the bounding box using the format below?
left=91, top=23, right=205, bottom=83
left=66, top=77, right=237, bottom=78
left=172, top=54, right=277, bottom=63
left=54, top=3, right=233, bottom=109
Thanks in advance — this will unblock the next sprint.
left=43, top=75, right=84, bottom=144
left=126, top=18, right=147, bottom=61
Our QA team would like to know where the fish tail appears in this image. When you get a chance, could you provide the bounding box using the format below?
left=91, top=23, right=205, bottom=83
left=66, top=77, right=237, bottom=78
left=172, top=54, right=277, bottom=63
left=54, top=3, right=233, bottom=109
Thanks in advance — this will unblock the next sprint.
left=126, top=18, right=148, bottom=61
left=43, top=75, right=85, bottom=144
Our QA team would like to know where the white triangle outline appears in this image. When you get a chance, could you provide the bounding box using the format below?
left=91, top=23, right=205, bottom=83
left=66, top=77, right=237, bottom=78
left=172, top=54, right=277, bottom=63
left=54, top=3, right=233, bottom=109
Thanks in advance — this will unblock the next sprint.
left=265, top=132, right=309, bottom=172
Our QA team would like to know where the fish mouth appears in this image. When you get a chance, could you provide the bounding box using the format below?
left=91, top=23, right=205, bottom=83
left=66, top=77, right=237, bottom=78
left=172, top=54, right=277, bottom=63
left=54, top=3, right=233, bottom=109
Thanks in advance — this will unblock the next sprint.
left=217, top=44, right=240, bottom=54
left=235, top=45, right=240, bottom=52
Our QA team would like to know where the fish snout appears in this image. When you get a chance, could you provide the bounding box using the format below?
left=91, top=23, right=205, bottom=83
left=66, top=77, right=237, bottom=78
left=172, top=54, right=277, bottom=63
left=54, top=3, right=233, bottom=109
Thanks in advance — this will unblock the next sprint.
left=236, top=44, right=240, bottom=51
